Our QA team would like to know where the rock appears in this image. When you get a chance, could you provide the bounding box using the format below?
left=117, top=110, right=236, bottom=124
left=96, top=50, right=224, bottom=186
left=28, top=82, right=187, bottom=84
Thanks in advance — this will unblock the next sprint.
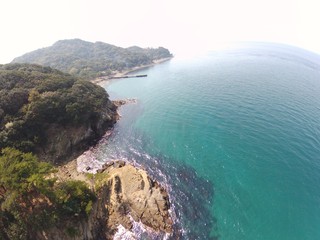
left=113, top=98, right=137, bottom=107
left=102, top=161, right=114, bottom=170
left=114, top=160, right=126, bottom=168
left=105, top=164, right=173, bottom=234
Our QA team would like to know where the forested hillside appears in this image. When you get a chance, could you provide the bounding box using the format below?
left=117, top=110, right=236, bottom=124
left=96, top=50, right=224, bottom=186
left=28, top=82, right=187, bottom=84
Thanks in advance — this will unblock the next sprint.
left=0, top=63, right=117, bottom=163
left=12, top=39, right=173, bottom=79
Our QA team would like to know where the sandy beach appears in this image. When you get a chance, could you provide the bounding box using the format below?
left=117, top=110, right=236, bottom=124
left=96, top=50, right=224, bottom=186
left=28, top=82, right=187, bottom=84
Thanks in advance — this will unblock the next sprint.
left=91, top=57, right=173, bottom=86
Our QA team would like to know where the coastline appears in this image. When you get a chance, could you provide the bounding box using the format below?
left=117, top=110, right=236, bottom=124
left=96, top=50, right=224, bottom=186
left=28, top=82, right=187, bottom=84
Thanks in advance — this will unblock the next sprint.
left=91, top=57, right=173, bottom=85
left=62, top=57, right=174, bottom=238
left=50, top=101, right=174, bottom=239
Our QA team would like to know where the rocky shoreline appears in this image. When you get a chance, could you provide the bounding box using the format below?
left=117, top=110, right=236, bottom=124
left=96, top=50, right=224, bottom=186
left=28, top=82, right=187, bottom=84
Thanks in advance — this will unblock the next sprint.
left=51, top=157, right=173, bottom=239
left=112, top=98, right=137, bottom=107
left=46, top=57, right=175, bottom=239
left=100, top=161, right=172, bottom=235
left=37, top=94, right=173, bottom=239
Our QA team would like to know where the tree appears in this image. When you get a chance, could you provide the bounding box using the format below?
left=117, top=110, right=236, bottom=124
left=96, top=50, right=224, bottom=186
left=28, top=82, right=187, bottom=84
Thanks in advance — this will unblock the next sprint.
left=0, top=148, right=55, bottom=238
left=0, top=148, right=95, bottom=238
left=0, top=148, right=54, bottom=199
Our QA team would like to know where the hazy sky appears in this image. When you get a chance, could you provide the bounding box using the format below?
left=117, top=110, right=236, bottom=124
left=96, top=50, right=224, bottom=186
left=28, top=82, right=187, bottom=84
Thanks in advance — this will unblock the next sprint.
left=1, top=0, right=319, bottom=63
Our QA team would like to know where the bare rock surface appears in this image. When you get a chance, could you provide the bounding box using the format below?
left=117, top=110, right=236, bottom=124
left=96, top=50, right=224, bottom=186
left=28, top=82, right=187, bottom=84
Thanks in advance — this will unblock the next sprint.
left=112, top=98, right=137, bottom=107
left=48, top=159, right=173, bottom=239
left=103, top=163, right=172, bottom=235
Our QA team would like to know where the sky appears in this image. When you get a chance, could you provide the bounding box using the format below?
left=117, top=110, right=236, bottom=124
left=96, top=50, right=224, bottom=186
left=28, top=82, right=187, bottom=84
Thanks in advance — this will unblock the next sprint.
left=0, top=0, right=320, bottom=63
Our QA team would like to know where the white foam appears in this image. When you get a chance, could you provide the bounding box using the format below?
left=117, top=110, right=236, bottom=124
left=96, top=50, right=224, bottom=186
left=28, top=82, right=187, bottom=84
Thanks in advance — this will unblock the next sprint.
left=113, top=225, right=136, bottom=240
left=113, top=215, right=173, bottom=240
left=76, top=151, right=104, bottom=173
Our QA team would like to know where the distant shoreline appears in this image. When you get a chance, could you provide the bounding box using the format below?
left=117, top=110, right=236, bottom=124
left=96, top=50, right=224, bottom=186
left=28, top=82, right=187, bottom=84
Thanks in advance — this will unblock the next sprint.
left=91, top=57, right=173, bottom=85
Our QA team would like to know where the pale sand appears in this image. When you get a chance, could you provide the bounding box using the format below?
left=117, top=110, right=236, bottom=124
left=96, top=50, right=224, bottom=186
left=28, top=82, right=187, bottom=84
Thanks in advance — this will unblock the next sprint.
left=91, top=57, right=173, bottom=86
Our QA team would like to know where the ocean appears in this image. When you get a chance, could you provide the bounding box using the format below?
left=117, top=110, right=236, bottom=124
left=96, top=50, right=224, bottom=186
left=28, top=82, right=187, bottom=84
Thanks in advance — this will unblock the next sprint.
left=97, top=42, right=320, bottom=240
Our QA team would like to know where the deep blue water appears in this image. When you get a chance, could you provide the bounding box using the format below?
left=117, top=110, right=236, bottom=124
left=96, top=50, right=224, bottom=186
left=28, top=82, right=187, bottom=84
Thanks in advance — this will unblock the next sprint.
left=98, top=43, right=320, bottom=239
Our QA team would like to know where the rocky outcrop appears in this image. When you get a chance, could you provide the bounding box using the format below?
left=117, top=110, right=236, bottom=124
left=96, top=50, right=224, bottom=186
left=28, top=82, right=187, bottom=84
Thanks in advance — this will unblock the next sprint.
left=112, top=98, right=137, bottom=107
left=40, top=160, right=173, bottom=239
left=103, top=163, right=172, bottom=236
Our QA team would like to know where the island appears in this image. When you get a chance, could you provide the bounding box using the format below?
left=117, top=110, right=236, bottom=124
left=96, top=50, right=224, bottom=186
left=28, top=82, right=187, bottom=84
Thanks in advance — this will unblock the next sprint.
left=0, top=64, right=173, bottom=239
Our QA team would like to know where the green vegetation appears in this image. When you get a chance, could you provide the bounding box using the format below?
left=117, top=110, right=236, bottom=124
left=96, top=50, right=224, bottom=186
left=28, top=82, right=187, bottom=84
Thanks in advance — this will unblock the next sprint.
left=0, top=148, right=95, bottom=239
left=0, top=58, right=119, bottom=237
left=12, top=39, right=173, bottom=79
left=0, top=64, right=116, bottom=238
left=0, top=63, right=116, bottom=156
left=94, top=172, right=110, bottom=190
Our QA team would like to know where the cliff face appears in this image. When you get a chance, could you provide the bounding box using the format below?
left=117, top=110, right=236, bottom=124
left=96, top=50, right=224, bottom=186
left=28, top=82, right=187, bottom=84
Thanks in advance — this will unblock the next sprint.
left=37, top=161, right=173, bottom=240
left=35, top=100, right=118, bottom=164
left=35, top=185, right=110, bottom=240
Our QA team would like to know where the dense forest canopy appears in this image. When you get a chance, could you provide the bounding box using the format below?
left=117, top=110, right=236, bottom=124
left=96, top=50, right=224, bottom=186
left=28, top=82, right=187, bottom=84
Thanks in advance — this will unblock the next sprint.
left=12, top=39, right=173, bottom=79
left=0, top=63, right=116, bottom=157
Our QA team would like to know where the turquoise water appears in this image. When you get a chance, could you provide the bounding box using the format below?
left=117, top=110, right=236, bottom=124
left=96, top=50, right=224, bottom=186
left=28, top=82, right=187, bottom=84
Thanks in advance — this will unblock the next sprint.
left=99, top=43, right=320, bottom=239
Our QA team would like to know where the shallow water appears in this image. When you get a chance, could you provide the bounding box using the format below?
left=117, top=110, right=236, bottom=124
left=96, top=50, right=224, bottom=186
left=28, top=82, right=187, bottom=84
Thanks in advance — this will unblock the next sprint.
left=97, top=43, right=320, bottom=239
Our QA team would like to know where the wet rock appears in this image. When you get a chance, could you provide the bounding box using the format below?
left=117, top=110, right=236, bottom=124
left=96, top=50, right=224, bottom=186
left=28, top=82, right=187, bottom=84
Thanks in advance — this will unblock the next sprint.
left=114, top=160, right=126, bottom=168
